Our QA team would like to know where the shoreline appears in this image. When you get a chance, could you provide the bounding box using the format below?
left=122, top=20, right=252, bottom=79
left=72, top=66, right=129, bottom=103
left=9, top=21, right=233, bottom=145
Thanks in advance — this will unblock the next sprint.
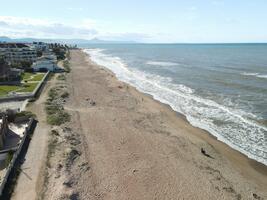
left=82, top=49, right=267, bottom=188
left=82, top=48, right=267, bottom=168
left=83, top=48, right=267, bottom=170
left=41, top=49, right=267, bottom=199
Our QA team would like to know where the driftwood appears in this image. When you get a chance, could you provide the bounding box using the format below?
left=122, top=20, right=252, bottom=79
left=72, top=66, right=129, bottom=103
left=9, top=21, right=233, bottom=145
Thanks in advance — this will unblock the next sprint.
left=201, top=148, right=214, bottom=159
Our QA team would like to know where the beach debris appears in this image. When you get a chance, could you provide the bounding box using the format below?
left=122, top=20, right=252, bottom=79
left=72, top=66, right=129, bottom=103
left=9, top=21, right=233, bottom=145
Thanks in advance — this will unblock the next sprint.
left=65, top=148, right=81, bottom=164
left=132, top=169, right=138, bottom=174
left=201, top=148, right=214, bottom=159
left=85, top=97, right=96, bottom=106
left=90, top=101, right=96, bottom=106
left=253, top=193, right=263, bottom=200
left=57, top=163, right=63, bottom=170
left=63, top=179, right=74, bottom=188
left=79, top=162, right=90, bottom=172
left=118, top=85, right=123, bottom=89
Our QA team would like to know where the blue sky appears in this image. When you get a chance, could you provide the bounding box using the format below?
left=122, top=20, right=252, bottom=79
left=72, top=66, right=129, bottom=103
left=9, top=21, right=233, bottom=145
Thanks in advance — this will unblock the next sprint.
left=0, top=0, right=267, bottom=43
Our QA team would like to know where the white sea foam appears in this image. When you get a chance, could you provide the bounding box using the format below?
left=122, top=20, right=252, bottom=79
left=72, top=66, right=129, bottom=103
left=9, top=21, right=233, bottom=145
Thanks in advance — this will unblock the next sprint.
left=242, top=72, right=267, bottom=79
left=257, top=74, right=267, bottom=79
left=146, top=61, right=179, bottom=66
left=83, top=48, right=267, bottom=166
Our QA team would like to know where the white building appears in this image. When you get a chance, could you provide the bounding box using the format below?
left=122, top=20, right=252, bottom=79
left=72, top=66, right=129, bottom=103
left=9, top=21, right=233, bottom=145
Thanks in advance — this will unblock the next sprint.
left=32, top=42, right=49, bottom=51
left=32, top=52, right=62, bottom=72
left=0, top=43, right=37, bottom=64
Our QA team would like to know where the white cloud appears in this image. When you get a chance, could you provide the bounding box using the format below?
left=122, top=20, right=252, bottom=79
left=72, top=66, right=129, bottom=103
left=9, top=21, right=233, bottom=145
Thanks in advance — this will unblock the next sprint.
left=0, top=16, right=97, bottom=39
left=100, top=32, right=152, bottom=42
left=0, top=16, right=158, bottom=42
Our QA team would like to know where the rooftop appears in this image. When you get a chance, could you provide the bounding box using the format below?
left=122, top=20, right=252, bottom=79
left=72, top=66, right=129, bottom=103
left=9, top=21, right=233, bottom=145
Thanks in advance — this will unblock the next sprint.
left=0, top=43, right=29, bottom=48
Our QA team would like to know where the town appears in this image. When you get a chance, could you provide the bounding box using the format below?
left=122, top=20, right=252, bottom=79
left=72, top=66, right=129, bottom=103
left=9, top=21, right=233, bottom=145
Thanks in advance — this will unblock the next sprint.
left=0, top=41, right=72, bottom=197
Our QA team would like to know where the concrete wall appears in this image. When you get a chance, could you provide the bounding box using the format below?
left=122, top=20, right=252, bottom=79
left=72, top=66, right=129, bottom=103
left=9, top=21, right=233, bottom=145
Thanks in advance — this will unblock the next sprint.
left=0, top=118, right=36, bottom=197
left=0, top=115, right=8, bottom=149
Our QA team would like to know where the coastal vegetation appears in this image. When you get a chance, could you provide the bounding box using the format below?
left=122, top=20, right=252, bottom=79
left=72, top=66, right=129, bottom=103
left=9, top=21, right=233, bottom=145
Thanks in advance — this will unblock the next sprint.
left=56, top=74, right=66, bottom=81
left=63, top=60, right=71, bottom=73
left=45, top=86, right=70, bottom=125
left=51, top=43, right=69, bottom=60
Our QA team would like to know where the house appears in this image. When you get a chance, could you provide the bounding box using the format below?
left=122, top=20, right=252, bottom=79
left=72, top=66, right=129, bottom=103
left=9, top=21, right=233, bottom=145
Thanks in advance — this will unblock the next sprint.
left=33, top=42, right=49, bottom=52
left=0, top=115, right=8, bottom=149
left=0, top=43, right=37, bottom=65
left=0, top=58, right=22, bottom=82
left=0, top=59, right=10, bottom=81
left=32, top=52, right=62, bottom=72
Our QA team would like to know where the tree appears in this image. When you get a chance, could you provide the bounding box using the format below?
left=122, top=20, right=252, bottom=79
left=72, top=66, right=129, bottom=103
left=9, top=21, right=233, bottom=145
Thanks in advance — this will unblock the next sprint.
left=37, top=50, right=43, bottom=57
left=20, top=61, right=32, bottom=69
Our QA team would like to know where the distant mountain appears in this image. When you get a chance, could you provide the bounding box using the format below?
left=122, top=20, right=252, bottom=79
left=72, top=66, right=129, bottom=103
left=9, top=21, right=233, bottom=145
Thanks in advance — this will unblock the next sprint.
left=0, top=36, right=136, bottom=44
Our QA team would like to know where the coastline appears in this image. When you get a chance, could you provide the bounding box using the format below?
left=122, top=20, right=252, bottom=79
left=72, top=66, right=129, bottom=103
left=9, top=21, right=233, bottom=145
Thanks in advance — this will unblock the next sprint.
left=83, top=48, right=267, bottom=174
left=41, top=49, right=267, bottom=199
left=83, top=47, right=267, bottom=167
left=151, top=91, right=267, bottom=179
left=130, top=87, right=267, bottom=178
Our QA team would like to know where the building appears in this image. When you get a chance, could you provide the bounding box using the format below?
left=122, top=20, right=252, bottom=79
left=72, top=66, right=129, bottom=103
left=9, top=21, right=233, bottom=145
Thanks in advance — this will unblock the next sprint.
left=0, top=59, right=10, bottom=81
left=0, top=43, right=37, bottom=65
left=32, top=42, right=49, bottom=52
left=0, top=59, right=22, bottom=82
left=0, top=115, right=8, bottom=149
left=32, top=52, right=62, bottom=72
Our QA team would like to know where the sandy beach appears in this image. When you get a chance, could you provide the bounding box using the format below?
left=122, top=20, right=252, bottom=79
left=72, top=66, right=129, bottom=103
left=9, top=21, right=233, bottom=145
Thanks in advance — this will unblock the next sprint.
left=28, top=49, right=267, bottom=200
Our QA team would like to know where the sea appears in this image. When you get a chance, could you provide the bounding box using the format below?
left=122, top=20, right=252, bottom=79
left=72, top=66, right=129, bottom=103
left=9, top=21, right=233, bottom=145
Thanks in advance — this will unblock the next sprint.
left=81, top=44, right=267, bottom=166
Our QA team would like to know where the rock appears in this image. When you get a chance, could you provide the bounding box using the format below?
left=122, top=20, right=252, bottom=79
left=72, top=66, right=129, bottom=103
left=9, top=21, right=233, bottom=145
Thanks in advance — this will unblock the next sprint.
left=69, top=192, right=80, bottom=200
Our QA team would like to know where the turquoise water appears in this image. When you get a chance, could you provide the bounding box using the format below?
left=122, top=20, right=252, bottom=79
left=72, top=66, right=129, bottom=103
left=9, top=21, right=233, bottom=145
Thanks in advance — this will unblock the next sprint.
left=81, top=44, right=267, bottom=165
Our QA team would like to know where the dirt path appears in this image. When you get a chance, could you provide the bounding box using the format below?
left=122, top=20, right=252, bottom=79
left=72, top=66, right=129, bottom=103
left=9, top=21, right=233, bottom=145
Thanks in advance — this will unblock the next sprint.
left=11, top=75, right=57, bottom=200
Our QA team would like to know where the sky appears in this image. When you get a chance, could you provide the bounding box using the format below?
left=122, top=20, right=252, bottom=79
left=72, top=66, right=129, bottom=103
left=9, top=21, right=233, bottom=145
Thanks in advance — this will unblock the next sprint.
left=0, top=0, right=267, bottom=43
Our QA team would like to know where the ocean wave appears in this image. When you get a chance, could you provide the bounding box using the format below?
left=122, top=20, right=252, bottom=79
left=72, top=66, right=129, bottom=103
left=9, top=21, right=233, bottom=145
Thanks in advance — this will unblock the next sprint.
left=83, top=48, right=267, bottom=166
left=242, top=72, right=267, bottom=79
left=146, top=61, right=179, bottom=66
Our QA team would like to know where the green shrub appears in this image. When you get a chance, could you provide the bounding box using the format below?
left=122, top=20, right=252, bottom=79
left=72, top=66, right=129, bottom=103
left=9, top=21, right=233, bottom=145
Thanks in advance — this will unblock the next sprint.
left=57, top=74, right=66, bottom=81
left=47, top=111, right=70, bottom=125
left=15, top=111, right=36, bottom=118
left=63, top=60, right=71, bottom=73
left=45, top=87, right=70, bottom=126
left=61, top=91, right=69, bottom=98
